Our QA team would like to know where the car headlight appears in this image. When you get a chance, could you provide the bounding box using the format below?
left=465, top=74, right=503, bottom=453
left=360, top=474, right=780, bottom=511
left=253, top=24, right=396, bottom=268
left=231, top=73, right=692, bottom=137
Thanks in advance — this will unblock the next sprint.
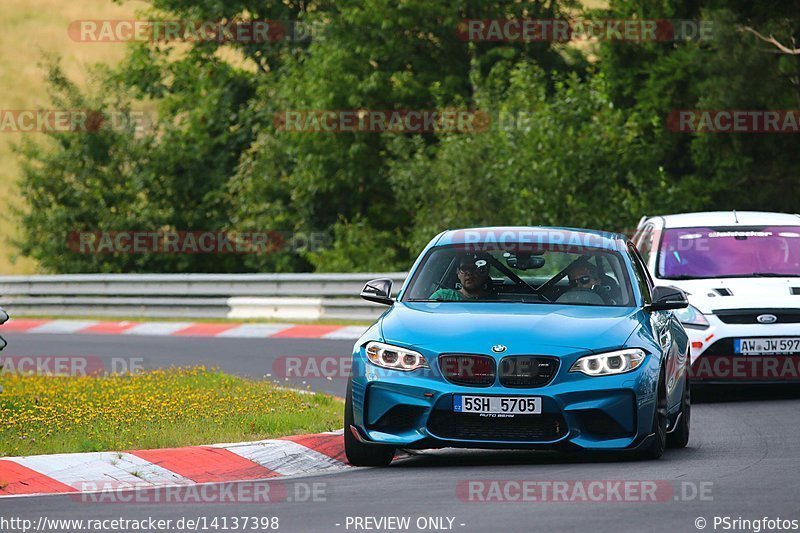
left=569, top=349, right=646, bottom=376
left=365, top=341, right=428, bottom=371
left=674, top=304, right=709, bottom=329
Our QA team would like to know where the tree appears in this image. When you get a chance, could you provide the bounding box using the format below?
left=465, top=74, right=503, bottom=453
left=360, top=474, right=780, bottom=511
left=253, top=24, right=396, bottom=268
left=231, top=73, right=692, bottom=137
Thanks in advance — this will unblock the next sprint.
left=598, top=0, right=800, bottom=214
left=17, top=0, right=581, bottom=273
left=388, top=61, right=687, bottom=252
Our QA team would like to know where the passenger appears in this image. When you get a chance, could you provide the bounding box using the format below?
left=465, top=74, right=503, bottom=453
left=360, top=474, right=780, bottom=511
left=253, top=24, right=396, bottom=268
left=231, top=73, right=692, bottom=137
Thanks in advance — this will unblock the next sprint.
left=564, top=262, right=614, bottom=305
left=567, top=262, right=602, bottom=291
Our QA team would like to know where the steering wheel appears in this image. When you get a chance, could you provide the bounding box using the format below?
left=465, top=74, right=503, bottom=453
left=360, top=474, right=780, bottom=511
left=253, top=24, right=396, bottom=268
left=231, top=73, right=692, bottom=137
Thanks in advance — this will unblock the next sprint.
left=597, top=274, right=620, bottom=305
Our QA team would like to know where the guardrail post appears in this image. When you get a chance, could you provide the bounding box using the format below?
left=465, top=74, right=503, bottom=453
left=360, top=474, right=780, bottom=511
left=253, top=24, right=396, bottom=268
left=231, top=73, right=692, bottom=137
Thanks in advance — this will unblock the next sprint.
left=0, top=305, right=7, bottom=351
left=0, top=306, right=7, bottom=393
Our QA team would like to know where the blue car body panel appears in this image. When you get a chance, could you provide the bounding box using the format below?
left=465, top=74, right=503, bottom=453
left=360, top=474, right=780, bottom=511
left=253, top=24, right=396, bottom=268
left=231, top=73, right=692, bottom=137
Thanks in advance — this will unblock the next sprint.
left=349, top=227, right=690, bottom=451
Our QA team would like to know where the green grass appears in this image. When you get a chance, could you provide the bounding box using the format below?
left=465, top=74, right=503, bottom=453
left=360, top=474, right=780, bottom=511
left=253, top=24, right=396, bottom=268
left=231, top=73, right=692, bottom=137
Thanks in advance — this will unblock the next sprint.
left=0, top=366, right=343, bottom=456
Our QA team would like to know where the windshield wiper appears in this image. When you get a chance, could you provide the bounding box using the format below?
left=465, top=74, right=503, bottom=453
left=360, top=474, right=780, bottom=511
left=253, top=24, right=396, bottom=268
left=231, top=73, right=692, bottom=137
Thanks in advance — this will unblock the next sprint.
left=750, top=272, right=800, bottom=277
left=405, top=299, right=491, bottom=302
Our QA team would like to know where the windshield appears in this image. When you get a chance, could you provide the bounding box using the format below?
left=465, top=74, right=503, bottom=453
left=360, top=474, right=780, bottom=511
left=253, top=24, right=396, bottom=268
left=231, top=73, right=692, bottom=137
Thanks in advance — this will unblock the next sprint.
left=402, top=244, right=635, bottom=306
left=658, top=226, right=800, bottom=279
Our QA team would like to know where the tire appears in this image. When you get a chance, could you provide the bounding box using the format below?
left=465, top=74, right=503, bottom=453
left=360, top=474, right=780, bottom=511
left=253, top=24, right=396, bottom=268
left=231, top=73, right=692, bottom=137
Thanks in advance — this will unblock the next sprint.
left=343, top=379, right=395, bottom=467
left=667, top=374, right=691, bottom=449
left=637, top=366, right=668, bottom=460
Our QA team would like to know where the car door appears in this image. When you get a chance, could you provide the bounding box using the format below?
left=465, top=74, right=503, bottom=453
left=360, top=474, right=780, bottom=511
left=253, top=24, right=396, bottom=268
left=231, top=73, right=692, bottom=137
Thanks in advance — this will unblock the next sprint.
left=628, top=243, right=688, bottom=408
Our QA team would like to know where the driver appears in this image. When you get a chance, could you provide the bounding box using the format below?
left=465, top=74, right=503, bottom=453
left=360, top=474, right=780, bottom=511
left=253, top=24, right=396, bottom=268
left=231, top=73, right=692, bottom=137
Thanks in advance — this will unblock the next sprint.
left=757, top=237, right=790, bottom=272
left=430, top=253, right=493, bottom=300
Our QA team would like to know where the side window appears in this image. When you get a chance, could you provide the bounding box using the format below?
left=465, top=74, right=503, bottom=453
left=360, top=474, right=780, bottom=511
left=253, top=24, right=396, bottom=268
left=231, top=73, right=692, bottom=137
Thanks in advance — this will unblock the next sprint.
left=627, top=243, right=653, bottom=304
left=633, top=223, right=655, bottom=266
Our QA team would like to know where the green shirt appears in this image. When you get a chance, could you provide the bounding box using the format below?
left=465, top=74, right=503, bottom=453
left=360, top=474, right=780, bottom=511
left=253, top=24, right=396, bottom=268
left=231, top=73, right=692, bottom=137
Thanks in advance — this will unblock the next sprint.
left=430, top=288, right=465, bottom=300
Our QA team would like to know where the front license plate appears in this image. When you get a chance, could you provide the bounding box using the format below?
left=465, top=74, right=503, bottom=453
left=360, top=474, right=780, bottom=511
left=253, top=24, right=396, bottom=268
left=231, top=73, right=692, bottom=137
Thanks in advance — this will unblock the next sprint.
left=734, top=337, right=800, bottom=355
left=453, top=395, right=541, bottom=415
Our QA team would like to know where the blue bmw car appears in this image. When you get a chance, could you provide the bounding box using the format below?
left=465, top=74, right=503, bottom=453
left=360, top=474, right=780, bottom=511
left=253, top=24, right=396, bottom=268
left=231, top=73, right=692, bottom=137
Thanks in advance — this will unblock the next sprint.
left=345, top=227, right=691, bottom=465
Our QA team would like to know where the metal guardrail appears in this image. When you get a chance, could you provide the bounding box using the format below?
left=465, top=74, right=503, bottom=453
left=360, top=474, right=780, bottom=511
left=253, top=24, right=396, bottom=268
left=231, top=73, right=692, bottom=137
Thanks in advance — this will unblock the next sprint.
left=0, top=273, right=408, bottom=321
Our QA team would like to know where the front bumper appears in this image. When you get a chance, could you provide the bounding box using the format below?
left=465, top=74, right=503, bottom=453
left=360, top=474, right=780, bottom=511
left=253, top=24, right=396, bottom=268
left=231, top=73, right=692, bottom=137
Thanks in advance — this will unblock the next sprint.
left=349, top=349, right=663, bottom=451
left=685, top=316, right=800, bottom=383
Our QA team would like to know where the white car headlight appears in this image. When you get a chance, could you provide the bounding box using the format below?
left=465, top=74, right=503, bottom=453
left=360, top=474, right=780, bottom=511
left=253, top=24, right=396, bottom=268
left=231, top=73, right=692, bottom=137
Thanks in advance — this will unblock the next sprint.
left=674, top=304, right=709, bottom=329
left=365, top=341, right=428, bottom=371
left=569, top=349, right=646, bottom=376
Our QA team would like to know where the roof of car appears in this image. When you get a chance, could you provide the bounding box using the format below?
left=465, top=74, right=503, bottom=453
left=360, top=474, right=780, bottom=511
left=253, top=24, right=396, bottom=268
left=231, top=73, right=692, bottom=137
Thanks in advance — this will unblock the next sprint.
left=435, top=226, right=628, bottom=249
left=653, top=211, right=800, bottom=229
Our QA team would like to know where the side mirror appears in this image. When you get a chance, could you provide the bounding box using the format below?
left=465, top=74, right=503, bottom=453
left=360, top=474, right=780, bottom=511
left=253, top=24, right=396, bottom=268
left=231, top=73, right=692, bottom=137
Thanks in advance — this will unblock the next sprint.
left=360, top=278, right=394, bottom=305
left=646, top=286, right=689, bottom=312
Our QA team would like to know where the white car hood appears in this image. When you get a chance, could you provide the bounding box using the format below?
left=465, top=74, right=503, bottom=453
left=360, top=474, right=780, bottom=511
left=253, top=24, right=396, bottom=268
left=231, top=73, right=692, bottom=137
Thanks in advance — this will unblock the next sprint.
left=661, top=277, right=800, bottom=313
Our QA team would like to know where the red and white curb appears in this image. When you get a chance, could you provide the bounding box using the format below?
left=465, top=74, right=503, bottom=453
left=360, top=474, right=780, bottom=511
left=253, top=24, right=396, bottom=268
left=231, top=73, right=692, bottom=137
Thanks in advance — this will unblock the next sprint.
left=0, top=431, right=350, bottom=497
left=1, top=319, right=366, bottom=340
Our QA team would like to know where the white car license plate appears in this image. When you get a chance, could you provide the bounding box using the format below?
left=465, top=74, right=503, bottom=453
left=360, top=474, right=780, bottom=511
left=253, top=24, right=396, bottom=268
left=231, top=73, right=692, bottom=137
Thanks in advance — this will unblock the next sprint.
left=734, top=337, right=800, bottom=355
left=453, top=395, right=541, bottom=415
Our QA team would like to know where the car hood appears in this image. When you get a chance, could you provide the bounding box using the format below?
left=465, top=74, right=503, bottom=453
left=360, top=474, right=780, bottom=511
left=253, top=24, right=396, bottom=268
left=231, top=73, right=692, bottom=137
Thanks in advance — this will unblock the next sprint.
left=663, top=277, right=800, bottom=313
left=379, top=302, right=642, bottom=356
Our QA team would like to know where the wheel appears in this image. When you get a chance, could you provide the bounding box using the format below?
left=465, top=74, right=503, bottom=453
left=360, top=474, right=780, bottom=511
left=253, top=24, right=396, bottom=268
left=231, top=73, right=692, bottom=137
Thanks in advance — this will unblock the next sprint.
left=636, top=366, right=668, bottom=460
left=343, top=379, right=395, bottom=467
left=667, top=374, right=691, bottom=448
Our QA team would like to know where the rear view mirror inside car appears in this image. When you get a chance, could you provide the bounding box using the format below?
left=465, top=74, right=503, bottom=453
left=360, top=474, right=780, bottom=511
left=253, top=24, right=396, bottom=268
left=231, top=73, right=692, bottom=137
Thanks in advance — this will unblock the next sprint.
left=505, top=252, right=546, bottom=270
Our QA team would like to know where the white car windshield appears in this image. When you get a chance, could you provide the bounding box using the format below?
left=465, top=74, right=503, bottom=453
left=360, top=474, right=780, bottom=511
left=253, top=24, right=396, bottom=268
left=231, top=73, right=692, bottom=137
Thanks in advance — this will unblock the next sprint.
left=658, top=226, right=800, bottom=279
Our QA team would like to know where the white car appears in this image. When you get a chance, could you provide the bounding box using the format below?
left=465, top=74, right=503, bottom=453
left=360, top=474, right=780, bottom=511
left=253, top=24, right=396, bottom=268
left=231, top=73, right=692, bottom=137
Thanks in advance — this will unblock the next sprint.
left=633, top=211, right=800, bottom=383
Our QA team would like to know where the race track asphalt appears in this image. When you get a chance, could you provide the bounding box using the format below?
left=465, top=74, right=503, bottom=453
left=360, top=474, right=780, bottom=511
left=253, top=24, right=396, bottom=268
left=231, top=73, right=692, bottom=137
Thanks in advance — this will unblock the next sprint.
left=1, top=332, right=355, bottom=396
left=2, top=333, right=800, bottom=532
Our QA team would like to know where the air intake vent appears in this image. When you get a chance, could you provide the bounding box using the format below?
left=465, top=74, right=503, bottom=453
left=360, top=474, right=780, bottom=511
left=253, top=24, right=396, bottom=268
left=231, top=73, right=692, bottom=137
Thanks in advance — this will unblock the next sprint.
left=498, top=356, right=559, bottom=387
left=439, top=354, right=496, bottom=386
left=714, top=309, right=800, bottom=324
left=792, top=287, right=800, bottom=295
left=427, top=410, right=567, bottom=441
left=713, top=288, right=733, bottom=296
